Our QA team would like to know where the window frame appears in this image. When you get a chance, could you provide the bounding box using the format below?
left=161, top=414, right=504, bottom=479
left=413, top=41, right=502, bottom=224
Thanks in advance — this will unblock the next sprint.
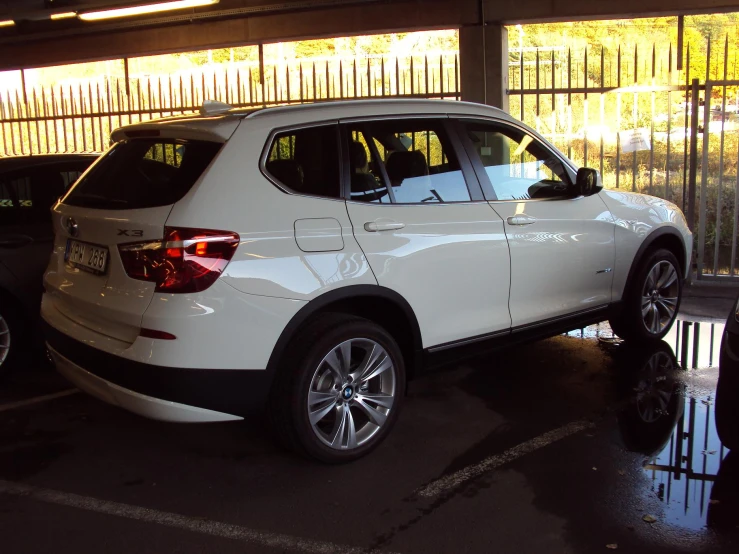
left=339, top=115, right=485, bottom=205
left=259, top=120, right=345, bottom=202
left=450, top=117, right=578, bottom=203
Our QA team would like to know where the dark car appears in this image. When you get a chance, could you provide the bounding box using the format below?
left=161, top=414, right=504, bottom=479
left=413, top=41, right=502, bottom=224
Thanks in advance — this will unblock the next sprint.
left=717, top=294, right=739, bottom=451
left=0, top=154, right=98, bottom=373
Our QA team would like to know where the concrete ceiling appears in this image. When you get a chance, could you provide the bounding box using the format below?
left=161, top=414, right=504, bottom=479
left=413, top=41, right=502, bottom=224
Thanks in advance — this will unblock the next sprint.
left=0, top=0, right=738, bottom=71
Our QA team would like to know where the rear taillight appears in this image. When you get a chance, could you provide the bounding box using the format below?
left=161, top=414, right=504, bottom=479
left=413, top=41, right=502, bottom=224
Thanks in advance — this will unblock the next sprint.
left=119, top=227, right=239, bottom=293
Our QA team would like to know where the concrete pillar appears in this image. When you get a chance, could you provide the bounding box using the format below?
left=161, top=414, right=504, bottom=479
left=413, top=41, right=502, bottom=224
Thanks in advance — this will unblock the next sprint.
left=459, top=23, right=509, bottom=112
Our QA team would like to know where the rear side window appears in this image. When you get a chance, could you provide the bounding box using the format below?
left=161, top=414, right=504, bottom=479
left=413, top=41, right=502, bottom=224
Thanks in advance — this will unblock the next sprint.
left=63, top=139, right=221, bottom=210
left=264, top=125, right=341, bottom=199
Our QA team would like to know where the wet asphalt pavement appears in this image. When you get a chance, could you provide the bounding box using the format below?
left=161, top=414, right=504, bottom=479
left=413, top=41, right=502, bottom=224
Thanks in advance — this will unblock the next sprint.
left=1, top=308, right=737, bottom=553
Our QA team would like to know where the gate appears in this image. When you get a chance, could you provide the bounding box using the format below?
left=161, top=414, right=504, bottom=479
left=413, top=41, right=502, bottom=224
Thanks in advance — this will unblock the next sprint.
left=695, top=79, right=739, bottom=281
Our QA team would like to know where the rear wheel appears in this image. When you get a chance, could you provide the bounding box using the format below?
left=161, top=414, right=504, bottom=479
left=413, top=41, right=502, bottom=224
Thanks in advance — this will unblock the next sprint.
left=271, top=313, right=405, bottom=463
left=610, top=248, right=682, bottom=342
left=0, top=304, right=20, bottom=376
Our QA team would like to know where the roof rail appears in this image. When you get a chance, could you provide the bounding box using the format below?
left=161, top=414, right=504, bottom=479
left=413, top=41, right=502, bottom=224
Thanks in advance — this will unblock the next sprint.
left=200, top=100, right=233, bottom=116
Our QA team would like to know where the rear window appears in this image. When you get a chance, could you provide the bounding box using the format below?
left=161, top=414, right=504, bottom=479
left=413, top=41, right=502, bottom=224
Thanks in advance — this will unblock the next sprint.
left=63, top=139, right=222, bottom=210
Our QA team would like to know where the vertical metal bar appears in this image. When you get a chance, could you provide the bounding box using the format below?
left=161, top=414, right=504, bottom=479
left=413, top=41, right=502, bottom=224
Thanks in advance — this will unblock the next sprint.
left=425, top=55, right=429, bottom=97
left=551, top=49, right=555, bottom=148
left=410, top=56, right=415, bottom=96
left=439, top=55, right=443, bottom=97
left=80, top=84, right=88, bottom=152
left=521, top=45, right=526, bottom=122
left=535, top=49, right=540, bottom=134
left=299, top=64, right=304, bottom=103
left=616, top=46, right=622, bottom=188
left=688, top=78, right=700, bottom=232
left=666, top=43, right=673, bottom=200
left=286, top=64, right=291, bottom=104
left=367, top=58, right=371, bottom=97
left=273, top=64, right=278, bottom=103
left=314, top=62, right=318, bottom=101
left=710, top=324, right=716, bottom=367
left=454, top=54, right=459, bottom=100
left=339, top=60, right=344, bottom=99
left=632, top=45, right=638, bottom=192
left=583, top=47, right=588, bottom=167
left=692, top=323, right=701, bottom=369
left=649, top=44, right=655, bottom=195
left=732, top=115, right=739, bottom=275
left=567, top=48, right=572, bottom=161
left=600, top=47, right=605, bottom=178
left=681, top=321, right=691, bottom=368
left=698, top=84, right=712, bottom=277
left=677, top=15, right=685, bottom=71
left=258, top=43, right=265, bottom=105
left=683, top=45, right=691, bottom=213
left=325, top=61, right=330, bottom=99
left=713, top=35, right=729, bottom=275
left=380, top=57, right=385, bottom=98
left=352, top=60, right=357, bottom=99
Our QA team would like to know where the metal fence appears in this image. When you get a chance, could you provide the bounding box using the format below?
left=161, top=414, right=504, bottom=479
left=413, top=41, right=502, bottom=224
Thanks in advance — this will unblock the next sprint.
left=0, top=52, right=460, bottom=157
left=508, top=37, right=739, bottom=280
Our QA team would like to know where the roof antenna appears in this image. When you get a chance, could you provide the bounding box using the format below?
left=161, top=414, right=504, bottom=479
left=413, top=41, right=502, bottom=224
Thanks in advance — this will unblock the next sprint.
left=200, top=100, right=233, bottom=115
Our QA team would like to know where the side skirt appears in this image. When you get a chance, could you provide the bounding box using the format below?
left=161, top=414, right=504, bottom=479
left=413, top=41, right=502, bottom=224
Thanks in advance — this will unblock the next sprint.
left=423, top=305, right=617, bottom=370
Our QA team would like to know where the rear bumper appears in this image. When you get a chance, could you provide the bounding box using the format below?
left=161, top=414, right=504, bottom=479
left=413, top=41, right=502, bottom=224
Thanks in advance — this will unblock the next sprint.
left=44, top=322, right=274, bottom=420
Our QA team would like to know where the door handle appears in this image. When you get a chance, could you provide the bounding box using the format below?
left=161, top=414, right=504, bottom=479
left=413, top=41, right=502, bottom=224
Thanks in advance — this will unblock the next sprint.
left=0, top=234, right=34, bottom=249
left=364, top=220, right=406, bottom=232
left=506, top=215, right=537, bottom=226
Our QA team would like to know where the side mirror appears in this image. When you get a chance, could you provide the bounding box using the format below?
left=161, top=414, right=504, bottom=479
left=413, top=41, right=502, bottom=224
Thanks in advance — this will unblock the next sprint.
left=576, top=167, right=602, bottom=197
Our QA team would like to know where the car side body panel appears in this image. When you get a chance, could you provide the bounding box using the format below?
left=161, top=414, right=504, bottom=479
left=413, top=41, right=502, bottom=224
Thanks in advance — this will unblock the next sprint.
left=598, top=190, right=692, bottom=301
left=166, top=116, right=378, bottom=301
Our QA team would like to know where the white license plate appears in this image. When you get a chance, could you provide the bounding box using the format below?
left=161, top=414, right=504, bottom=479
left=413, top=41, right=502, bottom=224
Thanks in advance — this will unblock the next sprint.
left=66, top=240, right=108, bottom=275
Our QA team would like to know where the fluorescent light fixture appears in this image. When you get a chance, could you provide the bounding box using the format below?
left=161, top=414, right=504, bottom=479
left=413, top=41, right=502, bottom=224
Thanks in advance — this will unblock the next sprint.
left=79, top=0, right=219, bottom=21
left=0, top=20, right=14, bottom=28
left=51, top=12, right=77, bottom=20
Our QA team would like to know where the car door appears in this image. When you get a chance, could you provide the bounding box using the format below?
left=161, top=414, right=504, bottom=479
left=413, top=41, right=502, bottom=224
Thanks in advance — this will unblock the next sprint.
left=341, top=117, right=511, bottom=349
left=453, top=118, right=616, bottom=328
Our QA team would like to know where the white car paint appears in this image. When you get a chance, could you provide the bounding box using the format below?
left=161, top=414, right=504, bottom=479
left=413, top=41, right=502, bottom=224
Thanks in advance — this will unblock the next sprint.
left=489, top=195, right=616, bottom=327
left=599, top=191, right=692, bottom=301
left=40, top=99, right=692, bottom=423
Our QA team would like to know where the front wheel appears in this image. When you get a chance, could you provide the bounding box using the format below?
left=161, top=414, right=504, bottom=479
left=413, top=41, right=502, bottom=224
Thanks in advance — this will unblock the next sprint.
left=610, top=248, right=683, bottom=342
left=271, top=314, right=405, bottom=463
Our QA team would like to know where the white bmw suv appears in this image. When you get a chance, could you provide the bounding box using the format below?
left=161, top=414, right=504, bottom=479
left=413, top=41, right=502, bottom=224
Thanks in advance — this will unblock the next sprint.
left=42, top=99, right=692, bottom=462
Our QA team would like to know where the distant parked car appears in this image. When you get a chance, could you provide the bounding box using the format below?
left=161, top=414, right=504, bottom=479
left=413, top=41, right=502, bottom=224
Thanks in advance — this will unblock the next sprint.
left=717, top=294, right=739, bottom=450
left=0, top=154, right=98, bottom=373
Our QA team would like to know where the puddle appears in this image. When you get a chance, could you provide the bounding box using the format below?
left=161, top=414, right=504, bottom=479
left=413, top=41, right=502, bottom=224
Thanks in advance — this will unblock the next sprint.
left=593, top=319, right=738, bottom=534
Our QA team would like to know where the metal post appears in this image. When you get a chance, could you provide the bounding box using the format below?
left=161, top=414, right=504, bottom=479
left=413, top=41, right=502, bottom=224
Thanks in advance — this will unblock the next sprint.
left=697, top=84, right=712, bottom=277
left=687, top=78, right=700, bottom=231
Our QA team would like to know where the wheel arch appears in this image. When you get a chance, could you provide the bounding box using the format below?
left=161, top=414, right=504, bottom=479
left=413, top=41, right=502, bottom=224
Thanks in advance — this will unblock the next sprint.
left=266, top=285, right=423, bottom=380
left=623, top=227, right=687, bottom=297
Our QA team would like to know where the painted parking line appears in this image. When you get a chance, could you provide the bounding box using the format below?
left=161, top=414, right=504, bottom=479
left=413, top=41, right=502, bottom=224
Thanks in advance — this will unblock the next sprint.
left=416, top=419, right=595, bottom=498
left=0, top=389, right=78, bottom=413
left=0, top=480, right=398, bottom=554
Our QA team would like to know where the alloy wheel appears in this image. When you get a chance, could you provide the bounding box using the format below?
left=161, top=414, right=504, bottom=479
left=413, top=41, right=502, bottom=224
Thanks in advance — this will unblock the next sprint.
left=0, top=313, right=10, bottom=367
left=307, top=338, right=396, bottom=450
left=641, top=260, right=679, bottom=335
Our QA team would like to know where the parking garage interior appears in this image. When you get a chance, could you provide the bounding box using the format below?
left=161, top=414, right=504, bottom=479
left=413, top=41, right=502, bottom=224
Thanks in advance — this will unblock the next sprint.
left=2, top=1, right=739, bottom=553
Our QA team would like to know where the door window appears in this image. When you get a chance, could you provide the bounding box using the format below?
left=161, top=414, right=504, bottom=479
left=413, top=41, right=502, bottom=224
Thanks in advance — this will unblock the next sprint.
left=265, top=125, right=341, bottom=199
left=458, top=121, right=572, bottom=201
left=347, top=120, right=472, bottom=204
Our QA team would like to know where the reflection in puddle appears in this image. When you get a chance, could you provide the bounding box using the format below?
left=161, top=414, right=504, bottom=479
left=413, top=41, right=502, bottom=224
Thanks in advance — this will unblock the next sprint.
left=570, top=318, right=736, bottom=533
left=601, top=322, right=735, bottom=531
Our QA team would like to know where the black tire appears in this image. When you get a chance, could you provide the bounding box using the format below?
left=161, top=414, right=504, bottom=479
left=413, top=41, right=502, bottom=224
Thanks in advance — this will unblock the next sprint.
left=271, top=313, right=406, bottom=463
left=0, top=302, right=22, bottom=377
left=610, top=248, right=683, bottom=342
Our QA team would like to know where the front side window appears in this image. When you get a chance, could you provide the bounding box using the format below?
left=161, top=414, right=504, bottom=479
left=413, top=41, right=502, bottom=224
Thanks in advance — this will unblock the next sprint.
left=347, top=120, right=472, bottom=204
left=265, top=125, right=340, bottom=199
left=459, top=121, right=571, bottom=201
